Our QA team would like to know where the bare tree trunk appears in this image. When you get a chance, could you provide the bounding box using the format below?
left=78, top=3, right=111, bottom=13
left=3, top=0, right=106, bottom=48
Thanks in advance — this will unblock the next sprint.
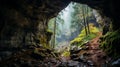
left=86, top=6, right=90, bottom=34
left=53, top=18, right=56, bottom=48
left=82, top=5, right=88, bottom=36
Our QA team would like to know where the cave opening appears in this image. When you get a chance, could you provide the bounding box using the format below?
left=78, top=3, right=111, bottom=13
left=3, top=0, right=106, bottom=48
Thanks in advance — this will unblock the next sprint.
left=48, top=2, right=107, bottom=66
left=48, top=2, right=102, bottom=50
left=48, top=2, right=102, bottom=48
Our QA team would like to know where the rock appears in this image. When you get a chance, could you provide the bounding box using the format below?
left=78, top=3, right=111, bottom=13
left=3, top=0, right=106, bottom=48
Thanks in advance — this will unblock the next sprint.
left=70, top=54, right=78, bottom=59
left=31, top=52, right=45, bottom=60
left=112, top=59, right=120, bottom=66
left=0, top=51, right=12, bottom=60
left=0, top=57, right=1, bottom=61
left=68, top=60, right=79, bottom=66
left=87, top=60, right=94, bottom=66
left=70, top=49, right=81, bottom=54
left=58, top=62, right=68, bottom=67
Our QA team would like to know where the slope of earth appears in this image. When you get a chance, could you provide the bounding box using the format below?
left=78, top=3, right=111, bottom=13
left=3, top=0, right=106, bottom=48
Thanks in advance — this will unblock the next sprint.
left=70, top=32, right=111, bottom=67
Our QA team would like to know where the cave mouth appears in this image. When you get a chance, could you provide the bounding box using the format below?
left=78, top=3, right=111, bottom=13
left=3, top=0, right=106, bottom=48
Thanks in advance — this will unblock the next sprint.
left=47, top=2, right=108, bottom=66
left=48, top=2, right=102, bottom=50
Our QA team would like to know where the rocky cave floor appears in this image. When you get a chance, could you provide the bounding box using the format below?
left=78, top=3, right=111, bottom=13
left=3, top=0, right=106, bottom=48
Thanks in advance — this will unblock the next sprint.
left=0, top=33, right=114, bottom=67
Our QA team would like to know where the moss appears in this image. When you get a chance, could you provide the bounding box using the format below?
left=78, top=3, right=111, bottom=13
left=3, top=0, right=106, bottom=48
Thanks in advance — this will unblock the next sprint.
left=70, top=23, right=100, bottom=47
left=46, top=29, right=53, bottom=34
left=39, top=29, right=53, bottom=49
left=61, top=51, right=70, bottom=57
left=100, top=29, right=120, bottom=59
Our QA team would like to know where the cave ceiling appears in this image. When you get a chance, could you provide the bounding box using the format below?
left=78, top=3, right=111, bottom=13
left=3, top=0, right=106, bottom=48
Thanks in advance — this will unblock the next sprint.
left=0, top=0, right=111, bottom=18
left=0, top=0, right=120, bottom=30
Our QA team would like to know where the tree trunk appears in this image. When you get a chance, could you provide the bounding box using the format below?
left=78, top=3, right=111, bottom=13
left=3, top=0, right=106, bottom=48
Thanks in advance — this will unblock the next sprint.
left=86, top=6, right=90, bottom=34
left=53, top=18, right=56, bottom=48
left=82, top=5, right=88, bottom=36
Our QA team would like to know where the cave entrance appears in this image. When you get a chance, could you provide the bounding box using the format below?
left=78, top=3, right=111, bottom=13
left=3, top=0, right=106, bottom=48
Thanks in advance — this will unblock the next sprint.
left=47, top=2, right=106, bottom=66
left=48, top=2, right=102, bottom=50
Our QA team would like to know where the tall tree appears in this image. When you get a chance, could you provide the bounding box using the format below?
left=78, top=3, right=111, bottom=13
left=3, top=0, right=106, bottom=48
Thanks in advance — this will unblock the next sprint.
left=53, top=18, right=56, bottom=48
left=82, top=5, right=88, bottom=36
left=86, top=5, right=90, bottom=34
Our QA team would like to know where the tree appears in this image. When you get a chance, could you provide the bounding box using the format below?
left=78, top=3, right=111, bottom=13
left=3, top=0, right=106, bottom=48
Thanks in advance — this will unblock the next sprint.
left=48, top=12, right=65, bottom=48
left=53, top=18, right=56, bottom=48
left=82, top=5, right=88, bottom=36
left=86, top=6, right=90, bottom=34
left=70, top=3, right=94, bottom=36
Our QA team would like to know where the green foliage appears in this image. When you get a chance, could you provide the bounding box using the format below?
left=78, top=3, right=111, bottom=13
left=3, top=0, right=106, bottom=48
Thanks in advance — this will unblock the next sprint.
left=48, top=13, right=64, bottom=36
left=70, top=3, right=93, bottom=30
left=48, top=18, right=55, bottom=31
left=46, top=29, right=53, bottom=35
left=61, top=51, right=70, bottom=57
left=61, top=47, right=70, bottom=57
left=70, top=23, right=100, bottom=47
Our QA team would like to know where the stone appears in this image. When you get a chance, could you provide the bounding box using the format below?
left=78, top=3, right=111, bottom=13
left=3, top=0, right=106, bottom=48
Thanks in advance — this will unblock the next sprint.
left=0, top=51, right=12, bottom=60
left=112, top=59, right=120, bottom=66
left=87, top=60, right=94, bottom=66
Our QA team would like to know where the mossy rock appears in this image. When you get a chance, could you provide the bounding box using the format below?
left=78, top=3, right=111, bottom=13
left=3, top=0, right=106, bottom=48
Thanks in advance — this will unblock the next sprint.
left=100, top=29, right=120, bottom=59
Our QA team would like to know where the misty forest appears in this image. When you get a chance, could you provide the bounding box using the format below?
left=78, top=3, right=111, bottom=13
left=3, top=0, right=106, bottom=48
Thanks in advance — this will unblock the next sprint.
left=0, top=0, right=120, bottom=67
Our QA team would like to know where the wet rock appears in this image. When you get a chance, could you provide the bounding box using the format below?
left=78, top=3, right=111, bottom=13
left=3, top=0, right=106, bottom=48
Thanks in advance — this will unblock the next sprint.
left=112, top=59, right=120, bottom=66
left=68, top=60, right=79, bottom=67
left=87, top=60, right=94, bottom=66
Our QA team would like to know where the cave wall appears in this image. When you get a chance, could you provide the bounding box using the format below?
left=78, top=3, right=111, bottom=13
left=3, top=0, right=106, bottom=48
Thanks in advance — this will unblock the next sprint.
left=0, top=0, right=70, bottom=60
left=0, top=0, right=120, bottom=60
